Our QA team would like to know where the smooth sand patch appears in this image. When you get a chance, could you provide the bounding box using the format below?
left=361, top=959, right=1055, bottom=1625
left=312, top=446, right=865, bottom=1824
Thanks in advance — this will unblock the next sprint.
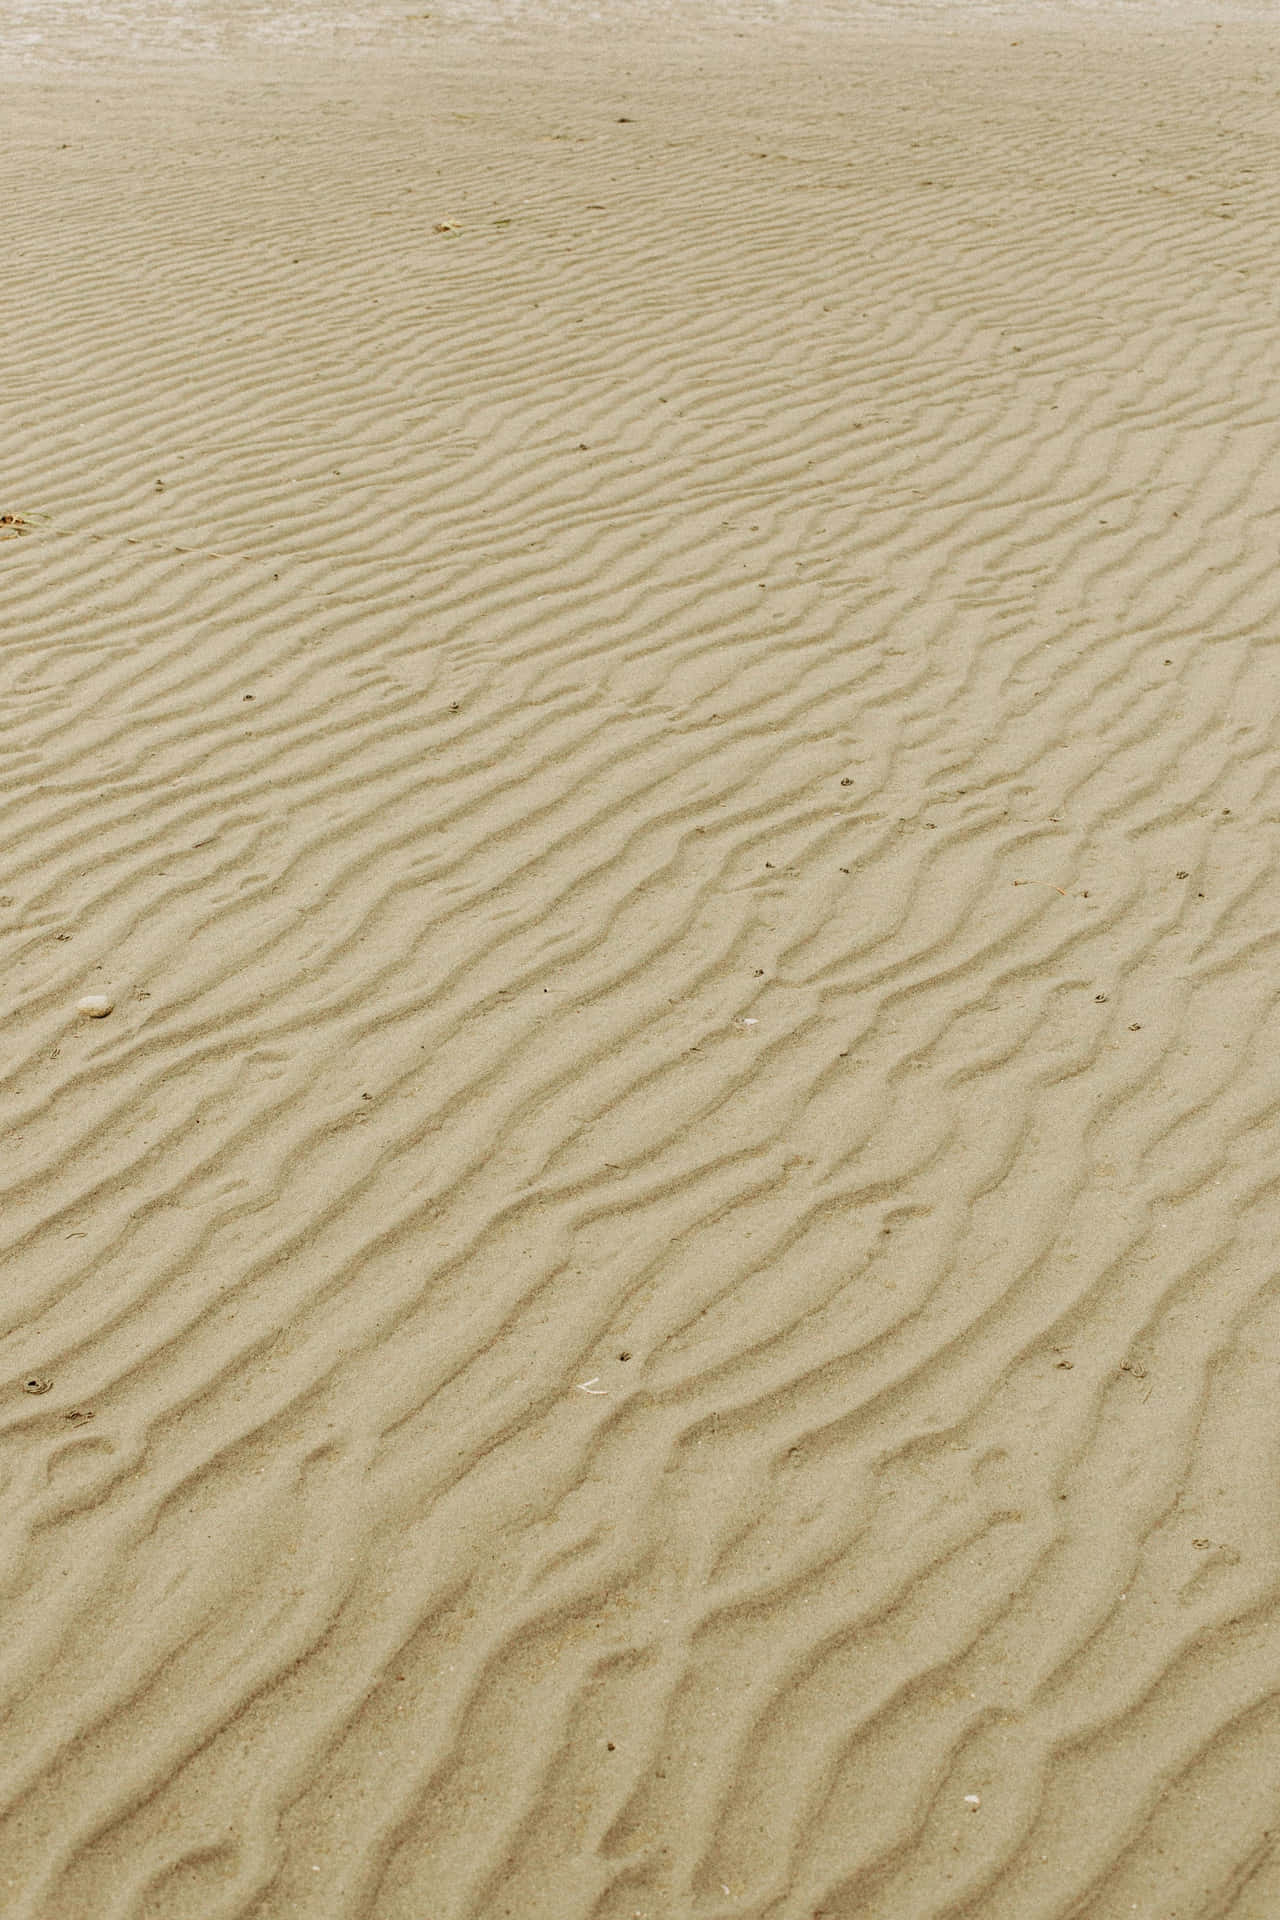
left=3, top=3, right=1280, bottom=1915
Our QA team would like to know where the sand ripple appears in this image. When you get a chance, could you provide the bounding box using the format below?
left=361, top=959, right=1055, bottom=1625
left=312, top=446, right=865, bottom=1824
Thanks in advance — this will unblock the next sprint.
left=4, top=9, right=1280, bottom=1917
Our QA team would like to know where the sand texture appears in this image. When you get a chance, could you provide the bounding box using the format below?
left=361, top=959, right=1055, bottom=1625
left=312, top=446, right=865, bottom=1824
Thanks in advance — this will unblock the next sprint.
left=5, top=3, right=1280, bottom=1914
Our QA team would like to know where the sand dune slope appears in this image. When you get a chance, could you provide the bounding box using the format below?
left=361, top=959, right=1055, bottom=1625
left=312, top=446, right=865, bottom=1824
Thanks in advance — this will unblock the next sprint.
left=4, top=7, right=1280, bottom=1916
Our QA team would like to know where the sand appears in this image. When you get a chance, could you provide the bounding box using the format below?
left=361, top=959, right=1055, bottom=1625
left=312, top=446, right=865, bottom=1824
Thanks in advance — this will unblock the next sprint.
left=4, top=0, right=1280, bottom=1913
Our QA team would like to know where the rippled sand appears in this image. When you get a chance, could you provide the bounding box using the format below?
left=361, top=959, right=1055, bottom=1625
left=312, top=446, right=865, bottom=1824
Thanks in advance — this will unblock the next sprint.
left=4, top=3, right=1280, bottom=1915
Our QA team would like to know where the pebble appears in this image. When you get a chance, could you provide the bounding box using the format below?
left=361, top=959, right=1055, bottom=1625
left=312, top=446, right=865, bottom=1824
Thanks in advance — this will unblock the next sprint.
left=76, top=995, right=114, bottom=1018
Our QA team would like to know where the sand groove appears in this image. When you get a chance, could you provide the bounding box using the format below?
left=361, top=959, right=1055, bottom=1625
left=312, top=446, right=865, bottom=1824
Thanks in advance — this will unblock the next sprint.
left=4, top=5, right=1280, bottom=1916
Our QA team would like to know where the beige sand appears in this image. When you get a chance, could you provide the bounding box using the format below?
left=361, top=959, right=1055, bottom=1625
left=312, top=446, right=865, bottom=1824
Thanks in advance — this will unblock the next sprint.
left=4, top=1, right=1280, bottom=1914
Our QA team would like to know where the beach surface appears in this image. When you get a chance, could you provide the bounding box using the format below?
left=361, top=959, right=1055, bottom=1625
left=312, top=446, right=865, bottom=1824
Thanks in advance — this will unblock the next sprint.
left=4, top=2, right=1280, bottom=1914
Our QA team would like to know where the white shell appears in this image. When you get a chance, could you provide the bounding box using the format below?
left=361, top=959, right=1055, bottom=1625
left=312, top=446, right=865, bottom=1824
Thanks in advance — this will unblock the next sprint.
left=76, top=995, right=114, bottom=1018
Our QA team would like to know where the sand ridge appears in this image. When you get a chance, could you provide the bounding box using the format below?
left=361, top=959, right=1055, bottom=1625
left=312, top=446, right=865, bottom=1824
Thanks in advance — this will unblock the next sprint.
left=4, top=5, right=1280, bottom=1916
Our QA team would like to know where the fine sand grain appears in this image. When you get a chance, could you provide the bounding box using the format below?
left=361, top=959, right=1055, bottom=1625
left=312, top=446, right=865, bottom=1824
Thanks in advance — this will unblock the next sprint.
left=4, top=3, right=1280, bottom=1915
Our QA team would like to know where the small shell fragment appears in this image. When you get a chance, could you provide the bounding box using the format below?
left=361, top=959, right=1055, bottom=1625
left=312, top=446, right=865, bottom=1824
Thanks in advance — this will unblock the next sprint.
left=964, top=1794, right=982, bottom=1811
left=76, top=995, right=114, bottom=1018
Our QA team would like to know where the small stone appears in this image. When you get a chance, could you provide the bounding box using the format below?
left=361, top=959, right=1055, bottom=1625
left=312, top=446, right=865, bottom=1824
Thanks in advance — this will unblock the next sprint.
left=76, top=995, right=114, bottom=1018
